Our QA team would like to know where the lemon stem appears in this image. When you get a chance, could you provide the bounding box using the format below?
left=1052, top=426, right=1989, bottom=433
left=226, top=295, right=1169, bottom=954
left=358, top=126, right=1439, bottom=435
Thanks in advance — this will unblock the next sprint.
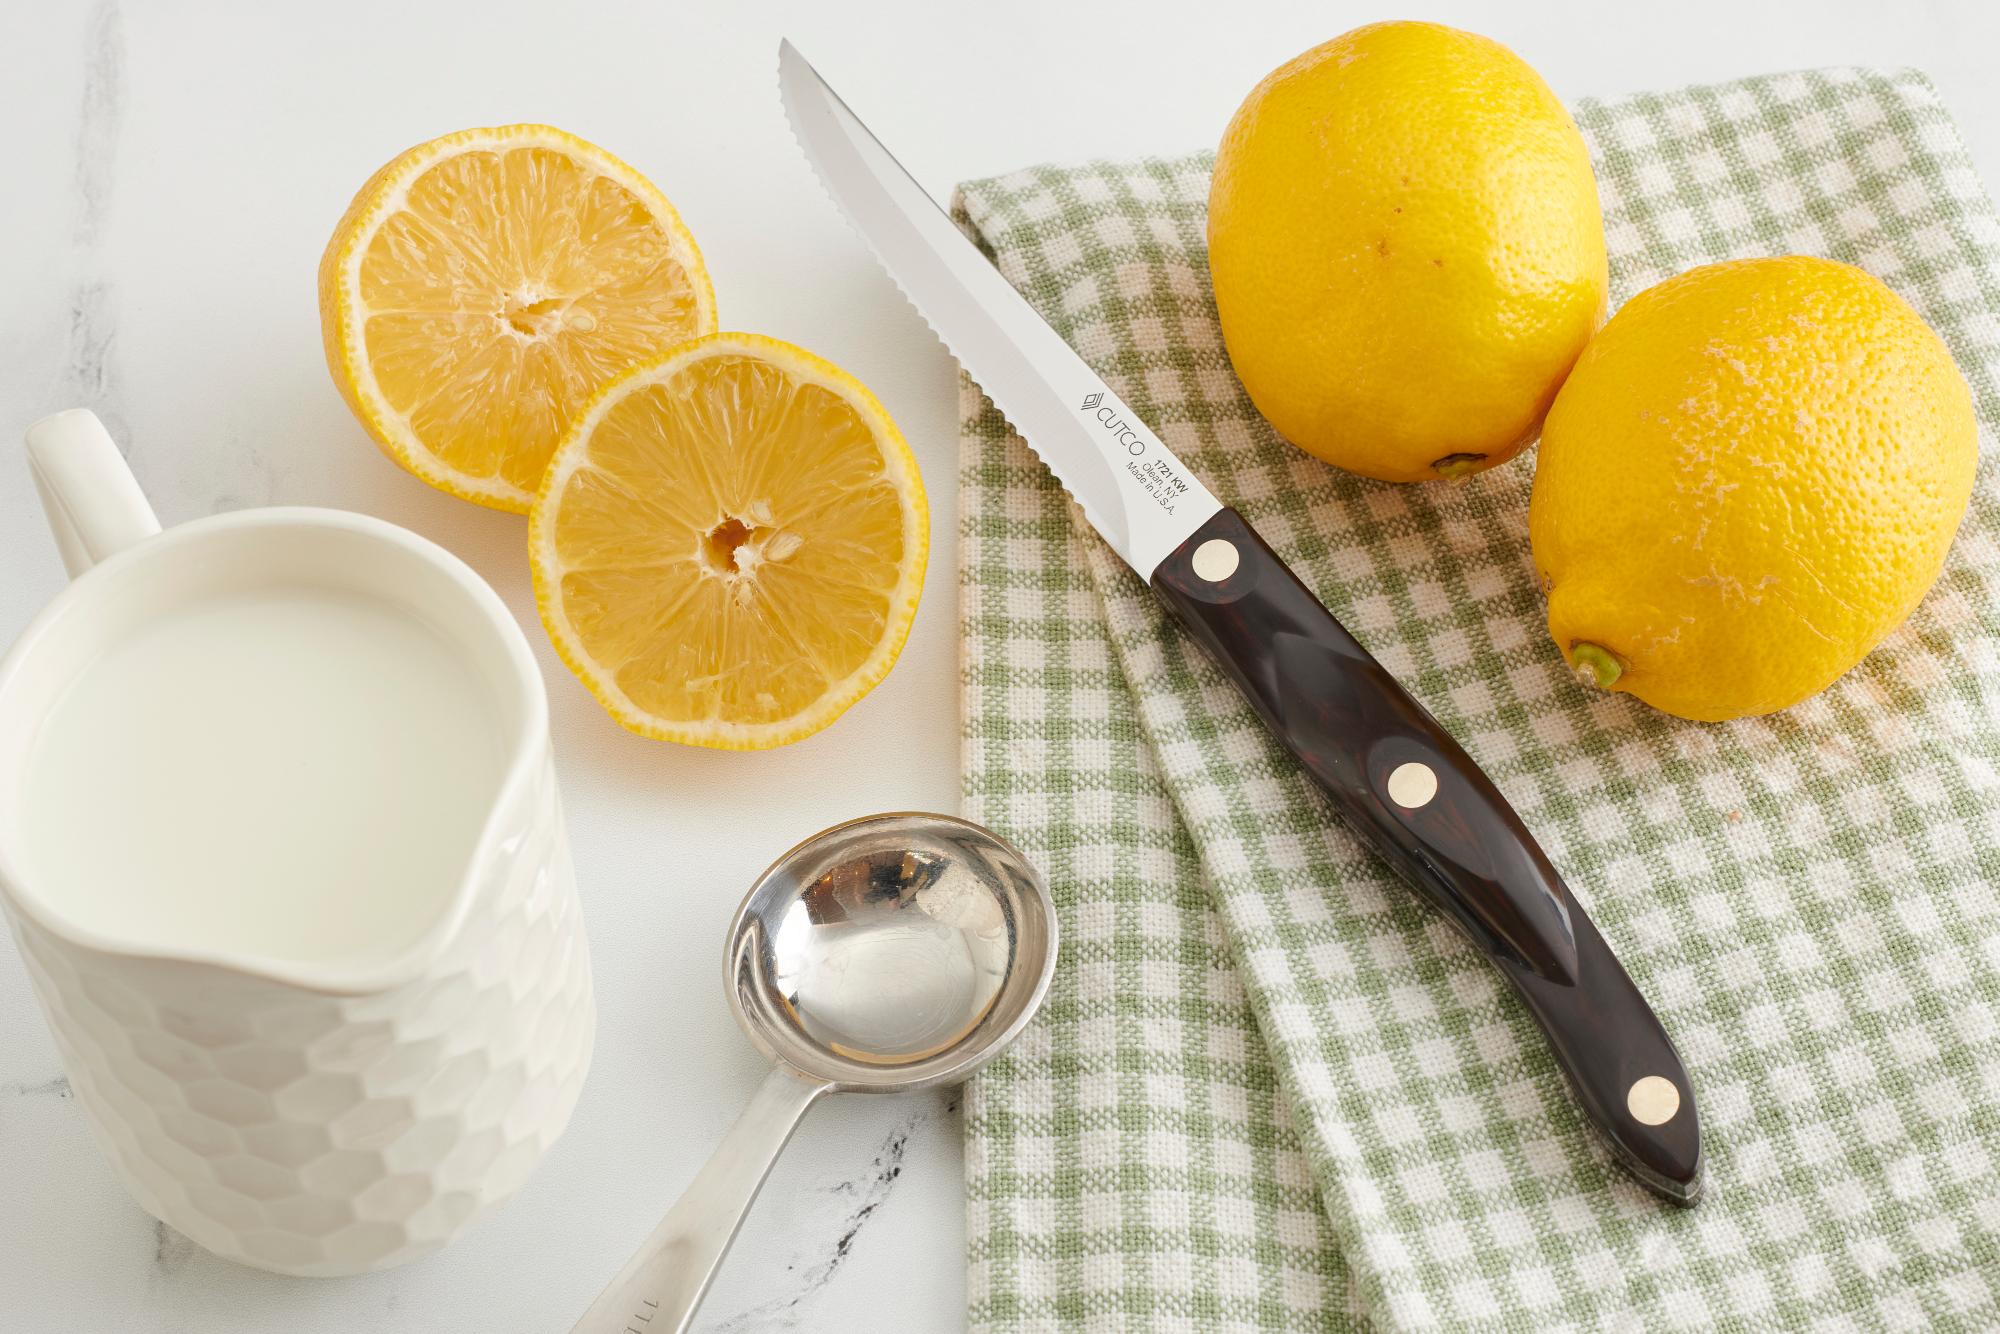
left=1430, top=453, right=1487, bottom=480
left=1569, top=642, right=1623, bottom=689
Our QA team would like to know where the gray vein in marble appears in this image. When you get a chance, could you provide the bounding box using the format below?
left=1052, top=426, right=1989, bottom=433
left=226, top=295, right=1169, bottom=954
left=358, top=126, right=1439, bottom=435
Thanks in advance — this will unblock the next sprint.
left=59, top=0, right=124, bottom=429
left=207, top=443, right=279, bottom=513
left=152, top=1219, right=198, bottom=1276
left=65, top=279, right=118, bottom=405
left=1, top=1074, right=71, bottom=1100
left=708, top=1108, right=926, bottom=1333
left=73, top=0, right=123, bottom=249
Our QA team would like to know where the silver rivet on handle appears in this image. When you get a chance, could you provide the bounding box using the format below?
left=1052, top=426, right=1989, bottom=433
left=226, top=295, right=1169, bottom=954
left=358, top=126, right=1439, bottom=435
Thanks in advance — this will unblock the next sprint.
left=1626, top=1075, right=1682, bottom=1125
left=1191, top=538, right=1240, bottom=582
left=1386, top=761, right=1439, bottom=809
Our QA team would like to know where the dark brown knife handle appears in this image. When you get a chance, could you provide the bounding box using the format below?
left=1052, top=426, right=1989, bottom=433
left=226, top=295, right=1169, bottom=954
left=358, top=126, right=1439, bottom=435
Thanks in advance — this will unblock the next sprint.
left=1152, top=507, right=1702, bottom=1204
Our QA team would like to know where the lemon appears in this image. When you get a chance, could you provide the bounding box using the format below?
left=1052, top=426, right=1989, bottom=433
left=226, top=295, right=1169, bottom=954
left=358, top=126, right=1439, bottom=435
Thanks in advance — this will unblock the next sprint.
left=319, top=125, right=717, bottom=511
left=529, top=333, right=927, bottom=748
left=1531, top=256, right=1977, bottom=722
left=1207, top=21, right=1607, bottom=482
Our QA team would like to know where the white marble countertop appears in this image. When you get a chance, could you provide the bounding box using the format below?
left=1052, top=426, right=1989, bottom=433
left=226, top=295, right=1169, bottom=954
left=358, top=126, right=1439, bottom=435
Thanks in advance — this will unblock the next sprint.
left=6, top=1, right=2000, bottom=1329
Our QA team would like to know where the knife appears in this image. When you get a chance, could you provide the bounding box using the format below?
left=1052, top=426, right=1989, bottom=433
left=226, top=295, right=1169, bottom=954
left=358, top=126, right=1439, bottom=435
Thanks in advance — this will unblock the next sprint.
left=778, top=39, right=1701, bottom=1205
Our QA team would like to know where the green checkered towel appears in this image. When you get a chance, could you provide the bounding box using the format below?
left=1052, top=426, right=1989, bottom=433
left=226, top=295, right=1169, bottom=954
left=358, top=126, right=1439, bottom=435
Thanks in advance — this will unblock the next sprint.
left=956, top=67, right=2000, bottom=1330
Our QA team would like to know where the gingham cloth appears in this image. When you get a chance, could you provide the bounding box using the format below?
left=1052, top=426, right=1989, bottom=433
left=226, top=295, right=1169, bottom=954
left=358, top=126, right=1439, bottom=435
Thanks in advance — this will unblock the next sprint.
left=956, top=68, right=2000, bottom=1331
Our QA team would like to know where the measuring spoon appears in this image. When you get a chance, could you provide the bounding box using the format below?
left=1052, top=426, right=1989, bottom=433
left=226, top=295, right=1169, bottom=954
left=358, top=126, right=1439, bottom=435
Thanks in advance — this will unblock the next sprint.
left=572, top=812, right=1058, bottom=1333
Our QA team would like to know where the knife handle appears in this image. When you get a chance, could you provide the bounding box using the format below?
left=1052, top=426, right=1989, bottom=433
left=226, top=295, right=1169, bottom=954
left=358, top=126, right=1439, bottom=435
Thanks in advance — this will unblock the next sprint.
left=1151, top=507, right=1701, bottom=1203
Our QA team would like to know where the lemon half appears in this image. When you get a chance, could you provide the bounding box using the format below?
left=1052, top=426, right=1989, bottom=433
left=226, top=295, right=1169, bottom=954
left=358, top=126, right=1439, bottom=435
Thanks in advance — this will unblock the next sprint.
left=320, top=124, right=717, bottom=511
left=529, top=333, right=928, bottom=748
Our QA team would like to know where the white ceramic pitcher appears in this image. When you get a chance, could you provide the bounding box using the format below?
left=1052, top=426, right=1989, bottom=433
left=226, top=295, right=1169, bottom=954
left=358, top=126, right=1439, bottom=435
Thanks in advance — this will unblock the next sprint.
left=0, top=410, right=594, bottom=1276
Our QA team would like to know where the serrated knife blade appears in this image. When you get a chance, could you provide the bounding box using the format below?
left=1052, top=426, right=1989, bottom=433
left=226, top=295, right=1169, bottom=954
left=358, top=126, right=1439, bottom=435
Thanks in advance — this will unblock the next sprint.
left=777, top=38, right=1220, bottom=577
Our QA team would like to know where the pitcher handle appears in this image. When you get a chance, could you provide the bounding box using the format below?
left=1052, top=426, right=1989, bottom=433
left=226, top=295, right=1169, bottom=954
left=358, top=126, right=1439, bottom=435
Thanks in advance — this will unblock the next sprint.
left=25, top=409, right=162, bottom=579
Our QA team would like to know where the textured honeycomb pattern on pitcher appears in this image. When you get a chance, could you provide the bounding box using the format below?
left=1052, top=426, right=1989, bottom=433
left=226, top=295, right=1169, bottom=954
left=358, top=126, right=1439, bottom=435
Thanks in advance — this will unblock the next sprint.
left=2, top=751, right=594, bottom=1276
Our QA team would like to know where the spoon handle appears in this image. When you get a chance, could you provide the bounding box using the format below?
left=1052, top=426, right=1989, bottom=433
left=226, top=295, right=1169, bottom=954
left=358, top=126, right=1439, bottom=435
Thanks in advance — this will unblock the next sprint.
left=572, top=1066, right=829, bottom=1334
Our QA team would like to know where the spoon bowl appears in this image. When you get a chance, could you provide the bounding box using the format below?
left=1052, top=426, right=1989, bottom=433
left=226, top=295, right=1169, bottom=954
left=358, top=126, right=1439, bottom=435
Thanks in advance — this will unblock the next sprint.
left=729, top=812, right=1055, bottom=1090
left=575, top=812, right=1056, bottom=1334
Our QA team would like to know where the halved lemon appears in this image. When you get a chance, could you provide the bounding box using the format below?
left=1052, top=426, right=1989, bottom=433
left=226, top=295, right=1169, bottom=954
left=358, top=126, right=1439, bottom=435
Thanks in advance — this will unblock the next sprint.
left=319, top=124, right=717, bottom=511
left=530, top=333, right=928, bottom=748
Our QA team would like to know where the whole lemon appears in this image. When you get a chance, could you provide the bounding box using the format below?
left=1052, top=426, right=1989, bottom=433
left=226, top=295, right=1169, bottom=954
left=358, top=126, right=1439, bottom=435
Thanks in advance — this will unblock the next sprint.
left=1207, top=21, right=1607, bottom=482
left=1531, top=256, right=1977, bottom=722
